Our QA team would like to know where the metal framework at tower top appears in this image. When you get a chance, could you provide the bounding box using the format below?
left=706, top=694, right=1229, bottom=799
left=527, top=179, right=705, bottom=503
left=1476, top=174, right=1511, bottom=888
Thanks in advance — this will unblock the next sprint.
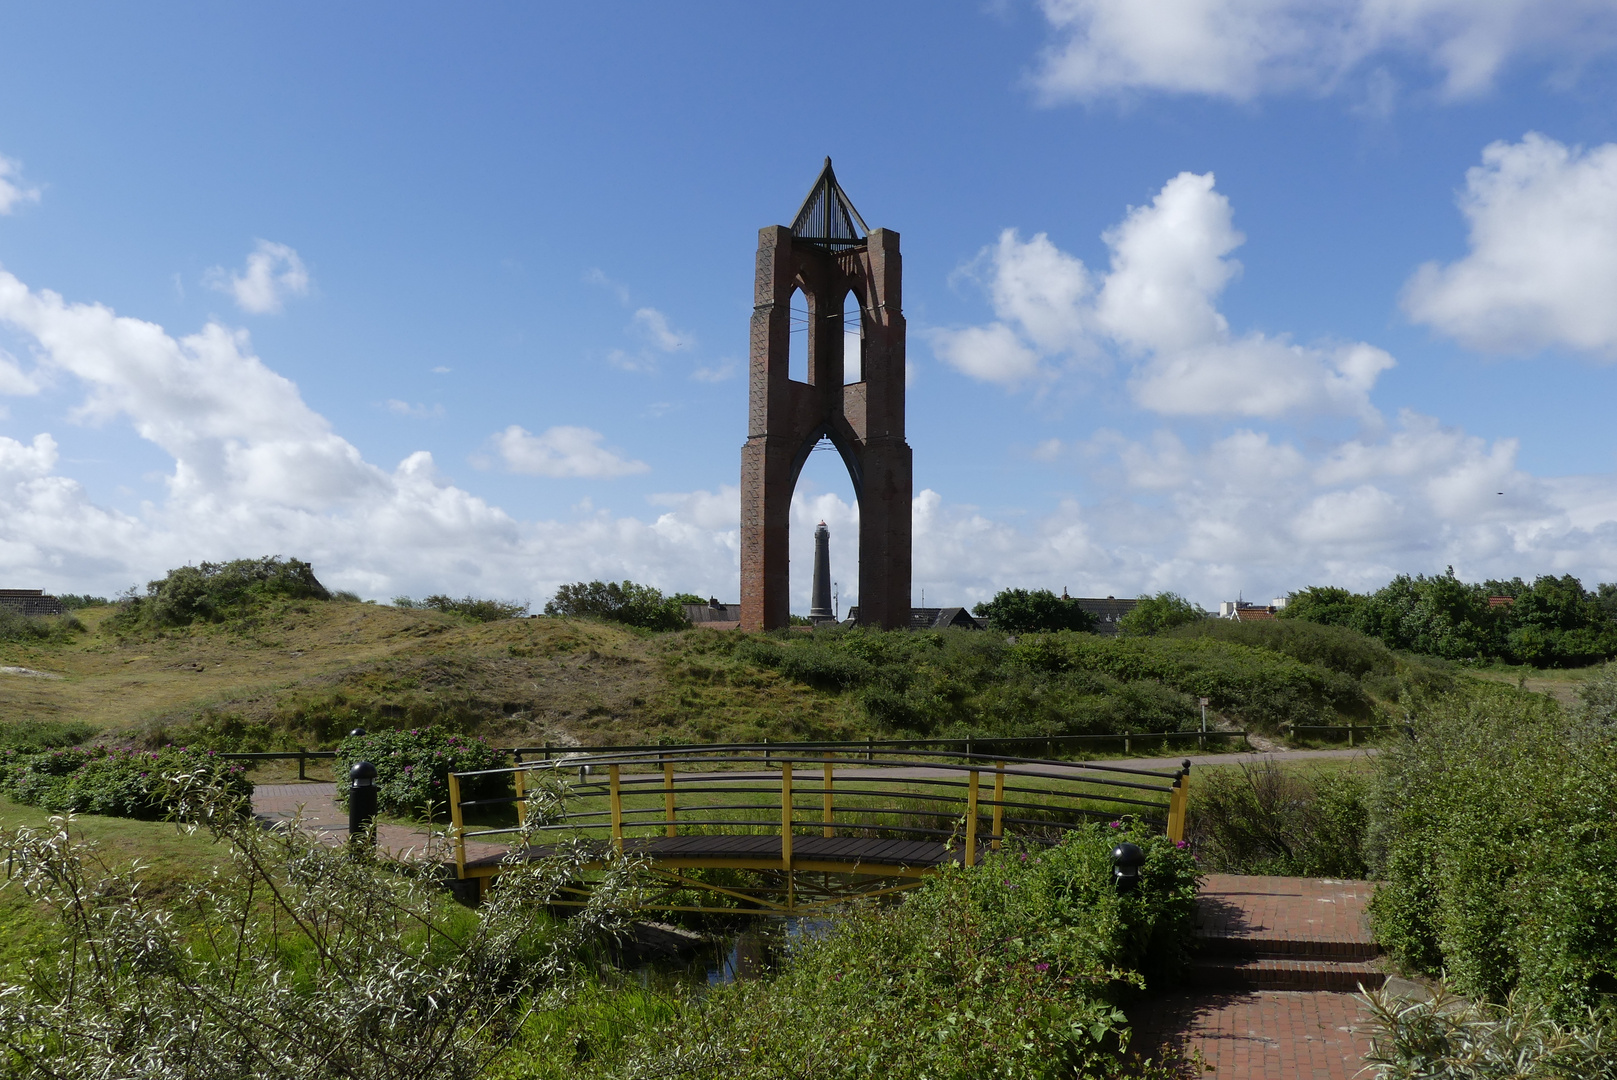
left=740, top=159, right=913, bottom=631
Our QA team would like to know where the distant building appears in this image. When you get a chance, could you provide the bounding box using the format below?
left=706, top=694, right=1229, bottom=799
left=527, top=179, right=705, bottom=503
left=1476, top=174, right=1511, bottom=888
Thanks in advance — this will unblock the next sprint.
left=842, top=606, right=984, bottom=630
left=1219, top=598, right=1288, bottom=621
left=1069, top=594, right=1138, bottom=636
left=0, top=589, right=65, bottom=617
left=683, top=598, right=742, bottom=630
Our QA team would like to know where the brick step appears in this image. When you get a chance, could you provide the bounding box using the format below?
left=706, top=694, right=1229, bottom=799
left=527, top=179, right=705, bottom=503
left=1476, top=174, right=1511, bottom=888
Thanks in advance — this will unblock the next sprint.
left=1189, top=957, right=1386, bottom=993
left=1195, top=934, right=1381, bottom=962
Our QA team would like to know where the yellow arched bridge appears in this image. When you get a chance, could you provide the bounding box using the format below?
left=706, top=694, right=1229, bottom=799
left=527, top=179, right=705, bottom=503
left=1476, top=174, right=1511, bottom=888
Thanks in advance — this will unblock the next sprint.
left=446, top=745, right=1191, bottom=915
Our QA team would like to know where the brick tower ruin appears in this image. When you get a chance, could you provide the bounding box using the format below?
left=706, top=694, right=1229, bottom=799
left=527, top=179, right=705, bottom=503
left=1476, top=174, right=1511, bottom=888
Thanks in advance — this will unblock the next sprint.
left=740, top=159, right=912, bottom=631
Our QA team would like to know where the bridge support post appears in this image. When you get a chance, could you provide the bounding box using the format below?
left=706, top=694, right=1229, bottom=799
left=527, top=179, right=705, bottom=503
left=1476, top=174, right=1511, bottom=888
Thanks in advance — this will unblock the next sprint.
left=609, top=765, right=623, bottom=854
left=447, top=771, right=466, bottom=879
left=965, top=769, right=979, bottom=866
left=514, top=766, right=527, bottom=829
left=823, top=754, right=835, bottom=838
left=991, top=762, right=1005, bottom=851
left=781, top=760, right=794, bottom=911
left=663, top=756, right=677, bottom=838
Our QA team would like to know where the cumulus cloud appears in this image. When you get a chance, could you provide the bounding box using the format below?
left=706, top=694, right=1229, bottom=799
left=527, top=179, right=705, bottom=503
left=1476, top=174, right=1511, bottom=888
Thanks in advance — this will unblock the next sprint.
left=1032, top=0, right=1617, bottom=103
left=1404, top=133, right=1617, bottom=357
left=936, top=172, right=1393, bottom=419
left=492, top=424, right=650, bottom=478
left=0, top=156, right=40, bottom=215
left=384, top=400, right=444, bottom=420
left=204, top=240, right=310, bottom=315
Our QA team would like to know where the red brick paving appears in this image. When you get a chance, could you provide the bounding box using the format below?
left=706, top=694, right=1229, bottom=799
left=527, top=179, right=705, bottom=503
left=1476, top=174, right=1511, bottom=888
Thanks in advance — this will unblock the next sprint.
left=1132, top=875, right=1383, bottom=1078
left=1134, top=990, right=1375, bottom=1080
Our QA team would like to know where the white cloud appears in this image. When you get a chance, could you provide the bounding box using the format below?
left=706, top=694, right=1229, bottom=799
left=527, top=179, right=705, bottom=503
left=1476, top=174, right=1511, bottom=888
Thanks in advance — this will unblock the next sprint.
left=1404, top=133, right=1617, bottom=357
left=632, top=307, right=689, bottom=353
left=0, top=156, right=40, bottom=215
left=0, top=348, right=40, bottom=396
left=204, top=240, right=310, bottom=315
left=929, top=322, right=1045, bottom=386
left=691, top=359, right=739, bottom=383
left=938, top=171, right=1394, bottom=418
left=1032, top=0, right=1617, bottom=103
left=384, top=400, right=444, bottom=420
left=492, top=424, right=649, bottom=479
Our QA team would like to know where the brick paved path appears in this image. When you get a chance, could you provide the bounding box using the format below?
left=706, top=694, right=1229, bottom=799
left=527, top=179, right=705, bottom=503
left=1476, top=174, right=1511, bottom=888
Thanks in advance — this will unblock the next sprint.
left=1131, top=874, right=1383, bottom=1079
left=251, top=782, right=506, bottom=864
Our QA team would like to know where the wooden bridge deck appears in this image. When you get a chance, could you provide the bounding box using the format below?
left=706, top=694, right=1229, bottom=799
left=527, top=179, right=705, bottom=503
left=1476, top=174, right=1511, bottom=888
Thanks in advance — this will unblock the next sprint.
left=461, top=833, right=982, bottom=878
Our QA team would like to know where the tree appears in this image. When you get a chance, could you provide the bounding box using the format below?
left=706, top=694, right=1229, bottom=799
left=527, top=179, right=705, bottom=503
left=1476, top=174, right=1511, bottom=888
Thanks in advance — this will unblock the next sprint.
left=1277, top=586, right=1365, bottom=628
left=1117, top=592, right=1205, bottom=637
left=544, top=580, right=688, bottom=631
left=972, top=588, right=1097, bottom=634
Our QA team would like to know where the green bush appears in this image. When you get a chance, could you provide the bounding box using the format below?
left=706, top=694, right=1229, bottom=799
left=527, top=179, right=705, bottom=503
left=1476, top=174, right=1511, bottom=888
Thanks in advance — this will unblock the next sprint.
left=1360, top=985, right=1617, bottom=1080
left=54, top=594, right=108, bottom=610
left=0, top=744, right=252, bottom=819
left=1189, top=760, right=1369, bottom=877
left=1366, top=685, right=1617, bottom=1017
left=572, top=823, right=1199, bottom=1079
left=972, top=587, right=1098, bottom=633
left=334, top=726, right=510, bottom=818
left=391, top=594, right=528, bottom=621
left=1283, top=570, right=1617, bottom=667
left=0, top=607, right=84, bottom=644
left=111, top=556, right=332, bottom=630
left=1169, top=617, right=1396, bottom=679
left=1117, top=592, right=1206, bottom=637
left=544, top=580, right=687, bottom=631
left=0, top=720, right=100, bottom=752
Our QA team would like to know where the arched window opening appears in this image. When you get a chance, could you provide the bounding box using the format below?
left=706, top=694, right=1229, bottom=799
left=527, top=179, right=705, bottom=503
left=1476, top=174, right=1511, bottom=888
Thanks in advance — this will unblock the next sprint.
left=791, top=438, right=860, bottom=623
left=788, top=287, right=808, bottom=383
left=842, top=292, right=863, bottom=384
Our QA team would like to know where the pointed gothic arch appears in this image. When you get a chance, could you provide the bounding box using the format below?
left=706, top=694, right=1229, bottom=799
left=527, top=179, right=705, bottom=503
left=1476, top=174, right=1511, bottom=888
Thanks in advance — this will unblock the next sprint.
left=740, top=159, right=912, bottom=631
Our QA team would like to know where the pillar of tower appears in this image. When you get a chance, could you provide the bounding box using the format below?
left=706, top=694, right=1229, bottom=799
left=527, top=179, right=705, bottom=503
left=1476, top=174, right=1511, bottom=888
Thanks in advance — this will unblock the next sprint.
left=810, top=520, right=833, bottom=621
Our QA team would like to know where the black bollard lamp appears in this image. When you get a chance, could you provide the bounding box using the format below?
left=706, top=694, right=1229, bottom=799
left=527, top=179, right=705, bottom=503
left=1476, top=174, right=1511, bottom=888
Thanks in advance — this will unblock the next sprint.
left=1112, top=842, right=1146, bottom=895
left=349, top=760, right=378, bottom=848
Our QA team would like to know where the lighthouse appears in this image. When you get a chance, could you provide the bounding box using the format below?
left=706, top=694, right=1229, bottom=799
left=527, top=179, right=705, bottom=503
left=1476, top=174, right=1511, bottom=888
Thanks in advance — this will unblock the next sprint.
left=809, top=520, right=834, bottom=624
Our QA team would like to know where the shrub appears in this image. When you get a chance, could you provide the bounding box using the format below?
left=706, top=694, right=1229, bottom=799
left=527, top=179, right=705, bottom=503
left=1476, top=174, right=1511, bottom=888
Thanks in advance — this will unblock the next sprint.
left=1360, top=985, right=1617, bottom=1080
left=0, top=744, right=252, bottom=819
left=111, top=556, right=331, bottom=630
left=54, top=593, right=109, bottom=610
left=576, top=823, right=1199, bottom=1079
left=1118, top=593, right=1206, bottom=637
left=1169, top=617, right=1397, bottom=679
left=0, top=720, right=100, bottom=752
left=335, top=726, right=510, bottom=818
left=1189, top=760, right=1369, bottom=877
left=544, top=580, right=688, bottom=631
left=1366, top=686, right=1617, bottom=1017
left=972, top=588, right=1097, bottom=633
left=0, top=607, right=84, bottom=644
left=0, top=775, right=636, bottom=1079
left=392, top=594, right=528, bottom=621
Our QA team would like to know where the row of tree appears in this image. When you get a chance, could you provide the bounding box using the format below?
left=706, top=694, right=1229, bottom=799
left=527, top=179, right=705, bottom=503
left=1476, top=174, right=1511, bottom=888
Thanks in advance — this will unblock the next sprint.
left=1281, top=569, right=1617, bottom=667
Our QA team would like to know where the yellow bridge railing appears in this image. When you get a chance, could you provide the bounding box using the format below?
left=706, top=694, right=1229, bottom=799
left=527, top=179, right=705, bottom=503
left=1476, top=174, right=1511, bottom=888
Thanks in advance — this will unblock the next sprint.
left=444, top=744, right=1190, bottom=912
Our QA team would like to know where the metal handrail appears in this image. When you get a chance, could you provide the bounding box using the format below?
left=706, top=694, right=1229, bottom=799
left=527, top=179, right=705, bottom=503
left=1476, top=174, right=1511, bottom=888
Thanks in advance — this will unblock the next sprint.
left=443, top=747, right=1193, bottom=880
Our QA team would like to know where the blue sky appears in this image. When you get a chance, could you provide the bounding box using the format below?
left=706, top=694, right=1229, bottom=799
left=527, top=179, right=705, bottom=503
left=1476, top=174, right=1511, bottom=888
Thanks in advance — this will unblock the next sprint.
left=4, top=2, right=1617, bottom=613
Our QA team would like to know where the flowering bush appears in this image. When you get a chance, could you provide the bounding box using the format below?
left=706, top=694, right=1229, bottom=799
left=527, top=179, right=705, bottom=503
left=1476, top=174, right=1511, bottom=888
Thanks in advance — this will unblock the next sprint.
left=334, top=726, right=510, bottom=818
left=0, top=744, right=252, bottom=819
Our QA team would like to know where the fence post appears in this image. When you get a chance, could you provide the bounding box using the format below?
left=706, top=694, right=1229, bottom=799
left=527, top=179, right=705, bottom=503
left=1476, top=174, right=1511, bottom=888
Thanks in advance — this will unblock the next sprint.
left=297, top=749, right=306, bottom=781
left=608, top=764, right=623, bottom=854
left=867, top=737, right=873, bottom=763
left=823, top=753, right=835, bottom=838
left=447, top=771, right=466, bottom=878
left=1348, top=721, right=1356, bottom=748
left=1166, top=761, right=1191, bottom=844
left=964, top=769, right=980, bottom=866
left=1124, top=731, right=1131, bottom=755
left=543, top=742, right=551, bottom=762
left=991, top=761, right=1005, bottom=850
left=663, top=755, right=677, bottom=838
left=764, top=736, right=770, bottom=764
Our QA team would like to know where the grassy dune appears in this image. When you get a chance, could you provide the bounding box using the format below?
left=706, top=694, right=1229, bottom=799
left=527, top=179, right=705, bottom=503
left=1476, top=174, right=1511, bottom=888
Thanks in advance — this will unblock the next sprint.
left=0, top=602, right=853, bottom=750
